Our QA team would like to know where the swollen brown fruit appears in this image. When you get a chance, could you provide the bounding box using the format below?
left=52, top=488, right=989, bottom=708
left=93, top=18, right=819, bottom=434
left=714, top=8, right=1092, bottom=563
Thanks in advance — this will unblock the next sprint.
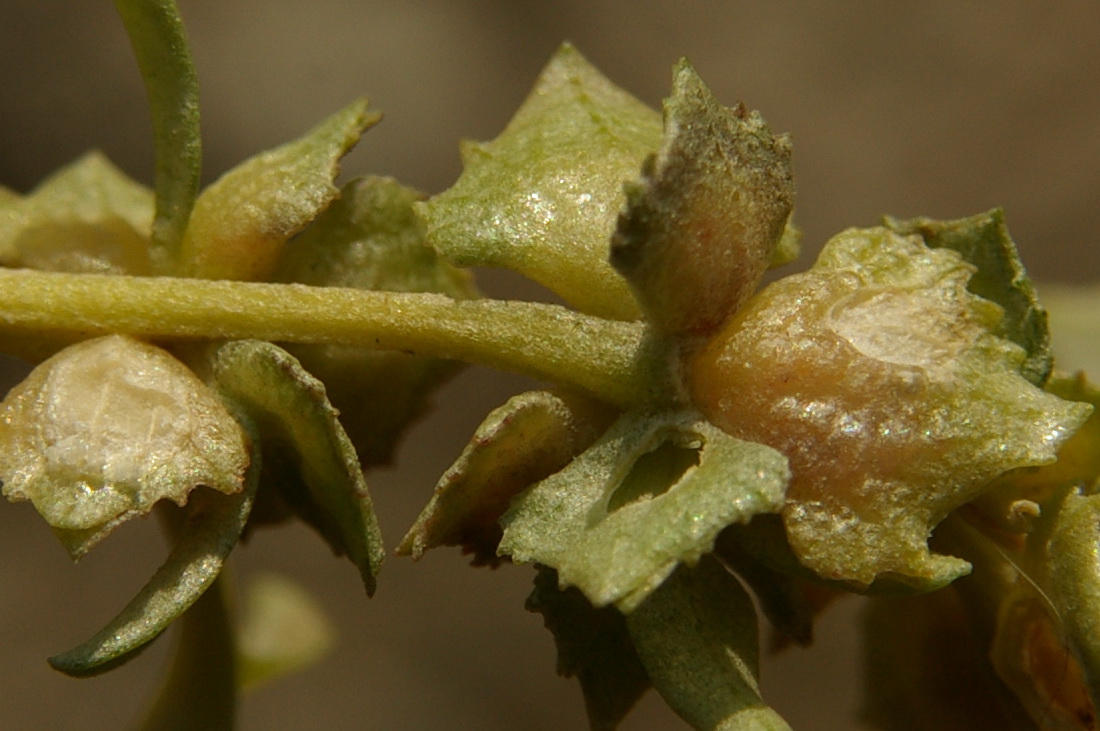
left=688, top=226, right=1089, bottom=590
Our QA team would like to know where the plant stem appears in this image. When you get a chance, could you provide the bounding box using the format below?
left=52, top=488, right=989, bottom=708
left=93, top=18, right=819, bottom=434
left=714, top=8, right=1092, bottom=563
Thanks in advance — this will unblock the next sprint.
left=0, top=268, right=674, bottom=408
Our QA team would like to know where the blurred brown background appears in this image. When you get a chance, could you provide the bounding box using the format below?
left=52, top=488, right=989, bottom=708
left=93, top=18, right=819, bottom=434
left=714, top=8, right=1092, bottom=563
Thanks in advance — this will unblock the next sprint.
left=1, top=1, right=1098, bottom=729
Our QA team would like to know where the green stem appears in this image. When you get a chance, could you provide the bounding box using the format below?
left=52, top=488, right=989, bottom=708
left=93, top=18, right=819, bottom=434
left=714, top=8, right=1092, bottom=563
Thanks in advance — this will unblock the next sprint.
left=0, top=269, right=673, bottom=408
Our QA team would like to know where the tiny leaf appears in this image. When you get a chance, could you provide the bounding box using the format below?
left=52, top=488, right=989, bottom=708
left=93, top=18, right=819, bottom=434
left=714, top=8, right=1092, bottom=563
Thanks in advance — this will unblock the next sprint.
left=200, top=339, right=384, bottom=594
left=885, top=209, right=1052, bottom=385
left=113, top=0, right=201, bottom=269
left=273, top=175, right=477, bottom=466
left=0, top=151, right=153, bottom=274
left=626, top=556, right=792, bottom=731
left=179, top=99, right=378, bottom=281
left=236, top=572, right=335, bottom=691
left=690, top=226, right=1091, bottom=589
left=611, top=61, right=794, bottom=337
left=419, top=44, right=661, bottom=320
left=0, top=335, right=249, bottom=558
left=527, top=566, right=651, bottom=730
left=398, top=390, right=615, bottom=565
left=49, top=457, right=258, bottom=676
left=499, top=410, right=788, bottom=611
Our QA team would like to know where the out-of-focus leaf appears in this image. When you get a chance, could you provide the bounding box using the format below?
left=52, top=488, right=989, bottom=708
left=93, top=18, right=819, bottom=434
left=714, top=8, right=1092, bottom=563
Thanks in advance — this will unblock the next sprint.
left=1044, top=490, right=1100, bottom=719
left=199, top=340, right=384, bottom=594
left=398, top=390, right=615, bottom=565
left=236, top=572, right=335, bottom=691
left=861, top=590, right=1035, bottom=731
left=0, top=335, right=248, bottom=558
left=611, top=61, right=793, bottom=338
left=885, top=209, right=1051, bottom=385
left=769, top=216, right=800, bottom=270
left=113, top=0, right=201, bottom=270
left=48, top=453, right=259, bottom=676
left=626, top=556, right=791, bottom=731
left=690, top=226, right=1091, bottom=590
left=527, top=566, right=651, bottom=730
left=179, top=100, right=377, bottom=281
left=273, top=175, right=477, bottom=466
left=0, top=152, right=153, bottom=273
left=419, top=43, right=661, bottom=320
left=137, top=577, right=237, bottom=731
left=499, top=410, right=788, bottom=611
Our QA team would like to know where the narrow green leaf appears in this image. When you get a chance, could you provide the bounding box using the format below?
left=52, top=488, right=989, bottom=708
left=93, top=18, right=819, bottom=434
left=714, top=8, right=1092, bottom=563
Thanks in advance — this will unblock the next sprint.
left=611, top=61, right=794, bottom=337
left=0, top=151, right=153, bottom=273
left=884, top=209, right=1051, bottom=385
left=527, top=566, right=651, bottom=730
left=499, top=410, right=788, bottom=611
left=137, top=577, right=237, bottom=731
left=113, top=0, right=201, bottom=271
left=419, top=43, right=661, bottom=320
left=626, top=556, right=792, bottom=731
left=179, top=100, right=378, bottom=281
left=0, top=335, right=249, bottom=558
left=200, top=340, right=384, bottom=594
left=273, top=175, right=477, bottom=466
left=398, top=390, right=615, bottom=565
left=48, top=453, right=259, bottom=676
left=691, top=226, right=1091, bottom=590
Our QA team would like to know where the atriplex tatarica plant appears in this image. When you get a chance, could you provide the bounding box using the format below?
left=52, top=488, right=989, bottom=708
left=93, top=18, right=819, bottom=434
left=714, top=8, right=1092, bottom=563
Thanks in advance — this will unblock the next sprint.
left=1, top=1, right=1098, bottom=729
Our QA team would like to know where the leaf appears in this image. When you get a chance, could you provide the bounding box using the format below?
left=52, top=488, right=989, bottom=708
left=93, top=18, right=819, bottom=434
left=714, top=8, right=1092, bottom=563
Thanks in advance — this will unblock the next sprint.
left=136, top=577, right=237, bottom=731
left=113, top=0, right=201, bottom=270
left=236, top=572, right=335, bottom=691
left=690, top=226, right=1091, bottom=589
left=499, top=410, right=788, bottom=611
left=0, top=151, right=153, bottom=274
left=884, top=209, right=1051, bottom=385
left=398, top=390, right=615, bottom=565
left=610, top=61, right=794, bottom=337
left=419, top=43, right=661, bottom=320
left=526, top=566, right=651, bottom=730
left=0, top=334, right=249, bottom=558
left=178, top=99, right=378, bottom=281
left=273, top=175, right=477, bottom=466
left=626, top=556, right=792, bottom=731
left=1038, top=283, right=1100, bottom=376
left=48, top=454, right=259, bottom=677
left=200, top=339, right=384, bottom=594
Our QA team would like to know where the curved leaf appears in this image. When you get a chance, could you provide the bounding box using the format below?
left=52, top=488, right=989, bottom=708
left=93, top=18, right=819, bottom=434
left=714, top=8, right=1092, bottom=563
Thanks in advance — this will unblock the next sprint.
left=200, top=340, right=384, bottom=594
left=48, top=451, right=259, bottom=677
left=179, top=100, right=378, bottom=280
left=0, top=151, right=153, bottom=273
left=398, top=389, right=614, bottom=565
left=626, top=556, right=791, bottom=730
left=500, top=410, right=788, bottom=611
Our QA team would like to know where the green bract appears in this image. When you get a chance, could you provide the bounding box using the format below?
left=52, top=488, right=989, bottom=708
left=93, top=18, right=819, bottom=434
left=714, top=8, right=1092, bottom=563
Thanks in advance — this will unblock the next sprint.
left=0, top=335, right=248, bottom=557
left=499, top=410, right=789, bottom=611
left=419, top=43, right=660, bottom=320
